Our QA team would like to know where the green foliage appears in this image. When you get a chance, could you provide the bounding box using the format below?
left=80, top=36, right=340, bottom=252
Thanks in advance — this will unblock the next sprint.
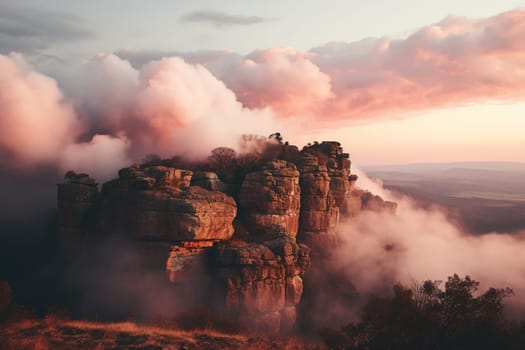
left=321, top=274, right=518, bottom=350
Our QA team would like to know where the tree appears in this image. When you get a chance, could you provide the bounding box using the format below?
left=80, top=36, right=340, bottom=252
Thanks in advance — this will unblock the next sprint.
left=321, top=275, right=515, bottom=350
left=207, top=147, right=238, bottom=183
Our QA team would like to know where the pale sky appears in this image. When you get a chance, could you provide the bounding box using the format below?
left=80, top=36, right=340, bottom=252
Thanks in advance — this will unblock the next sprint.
left=312, top=102, right=525, bottom=165
left=2, top=0, right=524, bottom=165
left=7, top=0, right=522, bottom=56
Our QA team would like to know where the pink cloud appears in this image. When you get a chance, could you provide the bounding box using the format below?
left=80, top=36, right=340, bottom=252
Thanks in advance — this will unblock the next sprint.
left=0, top=54, right=79, bottom=167
left=118, top=9, right=525, bottom=122
left=115, top=48, right=333, bottom=118
left=62, top=54, right=283, bottom=168
left=3, top=9, right=525, bottom=177
left=119, top=9, right=525, bottom=122
left=310, top=9, right=525, bottom=120
left=59, top=134, right=132, bottom=181
left=73, top=53, right=139, bottom=134
left=219, top=47, right=333, bottom=117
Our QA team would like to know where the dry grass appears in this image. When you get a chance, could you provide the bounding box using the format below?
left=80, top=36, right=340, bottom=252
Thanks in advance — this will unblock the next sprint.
left=0, top=316, right=322, bottom=350
left=60, top=319, right=246, bottom=342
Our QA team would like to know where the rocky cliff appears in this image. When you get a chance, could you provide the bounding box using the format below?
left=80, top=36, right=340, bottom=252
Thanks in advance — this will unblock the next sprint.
left=57, top=139, right=395, bottom=333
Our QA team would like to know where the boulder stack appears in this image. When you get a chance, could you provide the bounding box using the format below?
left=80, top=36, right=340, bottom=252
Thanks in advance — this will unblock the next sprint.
left=56, top=139, right=395, bottom=333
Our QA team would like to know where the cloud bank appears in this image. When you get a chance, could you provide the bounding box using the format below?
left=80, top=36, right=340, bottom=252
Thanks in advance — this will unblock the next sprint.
left=0, top=53, right=279, bottom=180
left=336, top=173, right=525, bottom=314
left=0, top=54, right=79, bottom=166
left=305, top=169, right=525, bottom=327
left=2, top=9, right=525, bottom=179
left=75, top=54, right=277, bottom=160
left=121, top=9, right=525, bottom=121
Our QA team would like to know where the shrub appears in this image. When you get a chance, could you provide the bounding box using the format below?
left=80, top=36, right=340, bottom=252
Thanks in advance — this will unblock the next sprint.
left=321, top=274, right=516, bottom=350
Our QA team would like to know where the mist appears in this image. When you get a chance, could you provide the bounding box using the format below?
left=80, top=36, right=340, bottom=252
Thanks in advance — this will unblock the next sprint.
left=333, top=170, right=525, bottom=320
left=65, top=237, right=213, bottom=321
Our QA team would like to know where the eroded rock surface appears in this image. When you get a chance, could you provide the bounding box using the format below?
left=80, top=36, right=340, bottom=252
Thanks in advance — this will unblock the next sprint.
left=100, top=166, right=237, bottom=241
left=211, top=237, right=310, bottom=333
left=297, top=143, right=350, bottom=254
left=239, top=161, right=301, bottom=240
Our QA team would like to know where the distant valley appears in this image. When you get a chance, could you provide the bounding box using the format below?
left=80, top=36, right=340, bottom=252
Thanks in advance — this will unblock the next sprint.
left=365, top=162, right=525, bottom=234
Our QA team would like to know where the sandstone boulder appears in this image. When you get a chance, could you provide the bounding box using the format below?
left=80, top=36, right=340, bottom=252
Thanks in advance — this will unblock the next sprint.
left=239, top=161, right=300, bottom=239
left=101, top=166, right=237, bottom=241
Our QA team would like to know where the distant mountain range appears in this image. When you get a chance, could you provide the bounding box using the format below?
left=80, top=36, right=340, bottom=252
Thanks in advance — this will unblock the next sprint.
left=365, top=162, right=525, bottom=234
left=365, top=161, right=525, bottom=173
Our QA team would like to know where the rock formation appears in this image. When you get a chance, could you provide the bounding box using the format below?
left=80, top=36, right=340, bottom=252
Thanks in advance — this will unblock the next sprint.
left=296, top=142, right=353, bottom=254
left=57, top=139, right=395, bottom=333
left=212, top=237, right=309, bottom=332
left=239, top=160, right=301, bottom=240
left=100, top=167, right=236, bottom=241
left=57, top=172, right=99, bottom=247
left=204, top=160, right=308, bottom=332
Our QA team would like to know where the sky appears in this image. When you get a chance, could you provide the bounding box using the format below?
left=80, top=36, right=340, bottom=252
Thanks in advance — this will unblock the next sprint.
left=1, top=0, right=524, bottom=169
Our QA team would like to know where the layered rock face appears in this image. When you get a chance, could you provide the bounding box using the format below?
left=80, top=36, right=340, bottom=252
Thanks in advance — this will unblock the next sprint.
left=239, top=160, right=301, bottom=239
left=100, top=165, right=236, bottom=241
left=297, top=153, right=338, bottom=252
left=209, top=160, right=309, bottom=332
left=212, top=237, right=309, bottom=333
left=58, top=163, right=309, bottom=332
left=296, top=141, right=396, bottom=253
left=97, top=165, right=239, bottom=298
left=297, top=142, right=353, bottom=254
